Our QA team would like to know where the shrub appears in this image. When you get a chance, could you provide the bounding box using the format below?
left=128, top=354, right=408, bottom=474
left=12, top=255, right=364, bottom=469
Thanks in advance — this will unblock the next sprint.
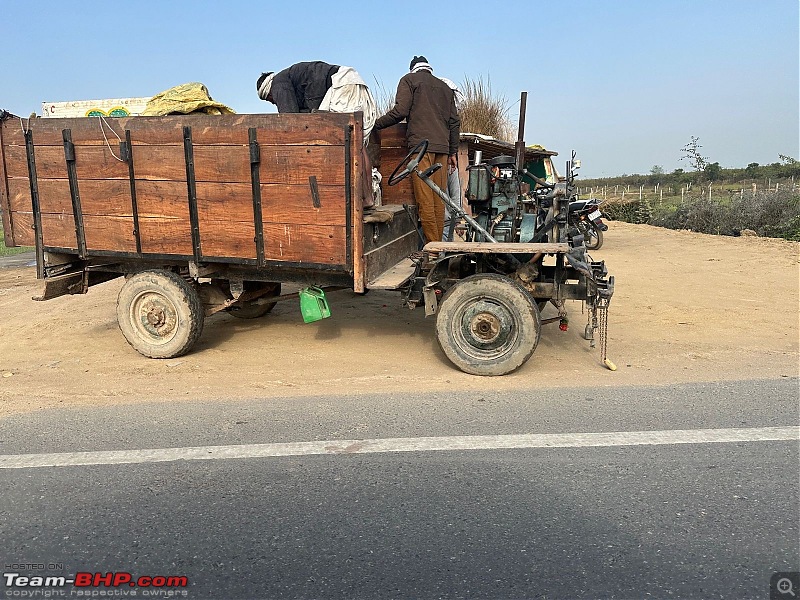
left=649, top=188, right=800, bottom=240
left=603, top=198, right=646, bottom=223
left=458, top=76, right=513, bottom=142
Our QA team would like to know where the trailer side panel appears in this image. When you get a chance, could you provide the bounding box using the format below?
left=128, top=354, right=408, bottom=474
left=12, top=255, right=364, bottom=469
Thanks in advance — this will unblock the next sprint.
left=1, top=113, right=363, bottom=277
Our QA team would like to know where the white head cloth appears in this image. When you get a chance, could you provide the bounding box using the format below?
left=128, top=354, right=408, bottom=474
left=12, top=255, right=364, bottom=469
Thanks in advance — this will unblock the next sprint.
left=258, top=73, right=276, bottom=100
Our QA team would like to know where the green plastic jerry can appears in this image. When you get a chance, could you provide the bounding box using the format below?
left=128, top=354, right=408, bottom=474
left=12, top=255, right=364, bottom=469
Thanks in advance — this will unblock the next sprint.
left=299, top=286, right=331, bottom=323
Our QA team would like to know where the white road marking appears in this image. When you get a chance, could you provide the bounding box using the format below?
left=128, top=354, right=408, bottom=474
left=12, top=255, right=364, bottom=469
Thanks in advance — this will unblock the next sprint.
left=0, top=427, right=797, bottom=469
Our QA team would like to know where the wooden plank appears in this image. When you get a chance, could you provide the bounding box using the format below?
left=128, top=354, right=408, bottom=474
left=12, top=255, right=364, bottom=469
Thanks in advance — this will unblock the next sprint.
left=133, top=182, right=188, bottom=220
left=7, top=173, right=31, bottom=213
left=137, top=216, right=193, bottom=256
left=8, top=178, right=72, bottom=215
left=423, top=241, right=570, bottom=253
left=263, top=223, right=345, bottom=264
left=1, top=113, right=350, bottom=147
left=365, top=231, right=419, bottom=285
left=73, top=179, right=134, bottom=216
left=83, top=215, right=137, bottom=252
left=381, top=180, right=414, bottom=205
left=197, top=182, right=347, bottom=226
left=199, top=220, right=256, bottom=259
left=134, top=180, right=191, bottom=219
left=131, top=180, right=349, bottom=226
left=5, top=145, right=133, bottom=180
left=10, top=145, right=350, bottom=185
left=377, top=124, right=408, bottom=148
left=378, top=146, right=415, bottom=205
left=9, top=211, right=34, bottom=246
left=127, top=145, right=186, bottom=181
left=258, top=146, right=347, bottom=186
left=40, top=213, right=77, bottom=249
left=4, top=145, right=63, bottom=179
left=379, top=146, right=412, bottom=167
left=367, top=257, right=417, bottom=290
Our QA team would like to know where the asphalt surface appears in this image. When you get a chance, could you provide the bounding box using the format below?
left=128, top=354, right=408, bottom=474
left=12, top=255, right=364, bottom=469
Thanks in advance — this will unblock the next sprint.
left=0, top=251, right=35, bottom=270
left=1, top=379, right=798, bottom=600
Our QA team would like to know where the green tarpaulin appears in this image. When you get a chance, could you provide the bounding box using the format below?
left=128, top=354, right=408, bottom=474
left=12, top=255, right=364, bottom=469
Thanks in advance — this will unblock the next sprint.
left=142, top=82, right=235, bottom=116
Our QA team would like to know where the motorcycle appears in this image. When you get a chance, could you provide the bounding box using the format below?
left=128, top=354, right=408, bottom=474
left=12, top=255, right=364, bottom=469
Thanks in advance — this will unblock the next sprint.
left=520, top=152, right=608, bottom=251
left=568, top=198, right=608, bottom=250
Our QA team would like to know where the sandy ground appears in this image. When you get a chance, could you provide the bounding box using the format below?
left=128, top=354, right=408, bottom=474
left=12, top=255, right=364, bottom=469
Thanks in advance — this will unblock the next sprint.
left=0, top=222, right=798, bottom=417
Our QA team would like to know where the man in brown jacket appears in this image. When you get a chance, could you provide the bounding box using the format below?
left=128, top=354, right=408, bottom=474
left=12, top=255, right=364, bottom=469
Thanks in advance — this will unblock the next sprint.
left=374, top=56, right=460, bottom=244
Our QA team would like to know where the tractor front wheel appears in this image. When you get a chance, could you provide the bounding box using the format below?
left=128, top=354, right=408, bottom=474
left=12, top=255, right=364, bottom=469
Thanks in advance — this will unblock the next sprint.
left=436, top=274, right=541, bottom=376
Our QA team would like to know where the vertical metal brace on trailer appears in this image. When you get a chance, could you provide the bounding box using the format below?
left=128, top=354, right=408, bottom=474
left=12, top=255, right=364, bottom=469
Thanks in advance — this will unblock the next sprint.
left=24, top=130, right=45, bottom=279
left=122, top=130, right=142, bottom=254
left=62, top=129, right=87, bottom=258
left=344, top=125, right=353, bottom=271
left=248, top=127, right=266, bottom=267
left=182, top=126, right=202, bottom=263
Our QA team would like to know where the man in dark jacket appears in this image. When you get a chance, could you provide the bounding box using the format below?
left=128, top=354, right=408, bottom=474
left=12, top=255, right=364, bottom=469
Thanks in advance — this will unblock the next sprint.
left=373, top=56, right=460, bottom=244
left=257, top=61, right=340, bottom=113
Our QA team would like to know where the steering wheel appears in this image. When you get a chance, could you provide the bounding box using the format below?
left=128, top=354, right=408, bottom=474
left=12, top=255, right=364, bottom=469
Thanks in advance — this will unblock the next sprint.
left=388, top=140, right=429, bottom=186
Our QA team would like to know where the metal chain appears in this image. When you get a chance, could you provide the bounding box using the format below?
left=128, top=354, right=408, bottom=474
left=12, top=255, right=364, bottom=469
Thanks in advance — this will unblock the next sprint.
left=599, top=299, right=609, bottom=363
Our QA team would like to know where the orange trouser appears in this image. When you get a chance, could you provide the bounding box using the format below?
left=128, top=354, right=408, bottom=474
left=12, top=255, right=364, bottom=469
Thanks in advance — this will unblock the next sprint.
left=411, top=152, right=448, bottom=244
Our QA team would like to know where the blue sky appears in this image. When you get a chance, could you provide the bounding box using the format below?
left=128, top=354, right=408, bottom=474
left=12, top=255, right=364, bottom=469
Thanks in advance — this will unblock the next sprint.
left=1, top=0, right=797, bottom=178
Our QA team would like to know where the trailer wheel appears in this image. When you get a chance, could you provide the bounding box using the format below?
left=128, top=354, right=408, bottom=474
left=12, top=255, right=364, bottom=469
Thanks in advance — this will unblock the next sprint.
left=436, top=274, right=541, bottom=376
left=227, top=282, right=281, bottom=319
left=117, top=270, right=204, bottom=358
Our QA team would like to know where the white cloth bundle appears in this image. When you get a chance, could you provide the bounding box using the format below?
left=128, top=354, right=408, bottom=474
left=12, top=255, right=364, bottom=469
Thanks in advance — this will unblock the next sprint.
left=318, top=66, right=377, bottom=140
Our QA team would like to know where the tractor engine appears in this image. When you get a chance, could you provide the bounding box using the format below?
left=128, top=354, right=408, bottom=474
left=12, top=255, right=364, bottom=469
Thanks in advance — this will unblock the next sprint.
left=465, top=154, right=521, bottom=243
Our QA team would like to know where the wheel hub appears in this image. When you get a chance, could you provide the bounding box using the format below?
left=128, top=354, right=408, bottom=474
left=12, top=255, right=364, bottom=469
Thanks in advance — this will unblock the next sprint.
left=132, top=292, right=179, bottom=343
left=470, top=312, right=501, bottom=343
left=146, top=307, right=166, bottom=328
left=460, top=300, right=514, bottom=351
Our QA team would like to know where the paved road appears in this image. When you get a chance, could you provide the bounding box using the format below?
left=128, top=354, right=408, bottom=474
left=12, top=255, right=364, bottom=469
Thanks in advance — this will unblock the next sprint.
left=0, top=251, right=35, bottom=270
left=1, top=379, right=798, bottom=599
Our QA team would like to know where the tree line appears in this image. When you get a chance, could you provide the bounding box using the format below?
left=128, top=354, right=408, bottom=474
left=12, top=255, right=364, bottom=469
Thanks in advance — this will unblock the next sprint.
left=581, top=136, right=800, bottom=189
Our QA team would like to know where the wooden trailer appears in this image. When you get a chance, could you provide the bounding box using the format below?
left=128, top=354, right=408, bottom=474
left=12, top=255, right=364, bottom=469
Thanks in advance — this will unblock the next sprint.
left=0, top=111, right=408, bottom=288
